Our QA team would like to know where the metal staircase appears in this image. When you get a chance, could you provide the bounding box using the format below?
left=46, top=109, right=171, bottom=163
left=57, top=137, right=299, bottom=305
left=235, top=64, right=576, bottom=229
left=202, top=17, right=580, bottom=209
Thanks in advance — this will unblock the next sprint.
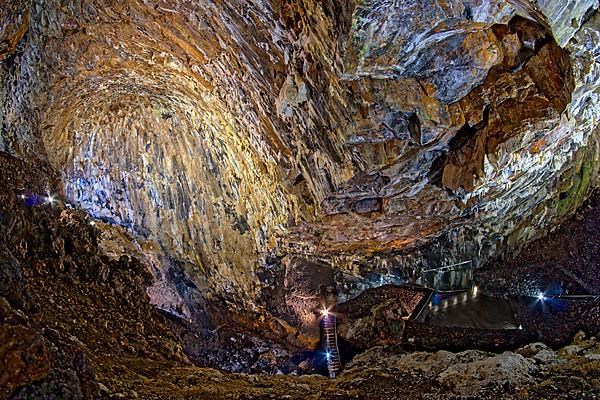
left=322, top=314, right=342, bottom=378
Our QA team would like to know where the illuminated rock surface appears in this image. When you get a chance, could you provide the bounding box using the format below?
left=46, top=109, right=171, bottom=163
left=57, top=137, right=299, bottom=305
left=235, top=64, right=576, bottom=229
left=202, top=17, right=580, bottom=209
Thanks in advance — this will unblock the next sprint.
left=1, top=0, right=599, bottom=316
left=0, top=155, right=597, bottom=398
left=1, top=0, right=600, bottom=397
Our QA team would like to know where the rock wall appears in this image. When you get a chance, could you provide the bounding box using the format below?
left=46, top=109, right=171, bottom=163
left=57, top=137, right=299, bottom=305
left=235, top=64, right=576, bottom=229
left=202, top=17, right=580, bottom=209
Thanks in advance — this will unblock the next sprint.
left=286, top=0, right=600, bottom=303
left=1, top=0, right=599, bottom=319
left=0, top=0, right=360, bottom=309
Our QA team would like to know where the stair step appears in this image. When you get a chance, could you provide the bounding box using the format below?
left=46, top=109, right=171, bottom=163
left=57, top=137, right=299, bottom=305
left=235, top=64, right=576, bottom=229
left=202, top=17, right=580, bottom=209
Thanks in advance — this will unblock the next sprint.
left=322, top=314, right=342, bottom=378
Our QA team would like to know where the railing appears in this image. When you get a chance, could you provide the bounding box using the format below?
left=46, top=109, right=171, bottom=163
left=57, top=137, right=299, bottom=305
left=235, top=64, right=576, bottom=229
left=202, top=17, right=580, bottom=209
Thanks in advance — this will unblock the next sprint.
left=420, top=260, right=473, bottom=274
left=419, top=260, right=474, bottom=291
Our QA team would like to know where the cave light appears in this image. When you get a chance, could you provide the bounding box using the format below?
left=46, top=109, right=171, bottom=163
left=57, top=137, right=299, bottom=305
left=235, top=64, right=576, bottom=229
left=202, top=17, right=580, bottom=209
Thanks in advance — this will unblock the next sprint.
left=321, top=307, right=330, bottom=318
left=45, top=194, right=56, bottom=204
left=537, top=292, right=546, bottom=301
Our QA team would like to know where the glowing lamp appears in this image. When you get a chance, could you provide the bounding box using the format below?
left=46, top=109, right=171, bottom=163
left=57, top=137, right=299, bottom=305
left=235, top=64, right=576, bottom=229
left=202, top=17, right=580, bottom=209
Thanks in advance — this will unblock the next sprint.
left=45, top=195, right=55, bottom=204
left=320, top=308, right=330, bottom=317
left=537, top=292, right=545, bottom=301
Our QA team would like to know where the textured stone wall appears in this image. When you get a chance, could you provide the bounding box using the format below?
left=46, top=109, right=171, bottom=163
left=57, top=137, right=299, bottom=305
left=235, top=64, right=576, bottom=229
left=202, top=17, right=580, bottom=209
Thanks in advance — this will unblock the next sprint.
left=1, top=0, right=359, bottom=308
left=286, top=0, right=600, bottom=302
left=1, top=0, right=599, bottom=319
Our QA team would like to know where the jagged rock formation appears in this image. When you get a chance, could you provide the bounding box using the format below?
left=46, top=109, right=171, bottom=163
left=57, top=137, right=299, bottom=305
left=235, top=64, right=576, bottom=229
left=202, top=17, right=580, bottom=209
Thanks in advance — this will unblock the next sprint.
left=287, top=0, right=600, bottom=300
left=336, top=285, right=428, bottom=349
left=0, top=148, right=598, bottom=397
left=1, top=0, right=599, bottom=341
left=0, top=152, right=188, bottom=398
left=0, top=0, right=29, bottom=62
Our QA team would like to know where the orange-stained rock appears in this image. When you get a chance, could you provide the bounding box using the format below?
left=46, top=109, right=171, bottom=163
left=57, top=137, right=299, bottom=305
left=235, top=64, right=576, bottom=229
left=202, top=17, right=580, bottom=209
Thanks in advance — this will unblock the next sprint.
left=0, top=324, right=51, bottom=398
left=0, top=0, right=29, bottom=61
left=0, top=0, right=598, bottom=311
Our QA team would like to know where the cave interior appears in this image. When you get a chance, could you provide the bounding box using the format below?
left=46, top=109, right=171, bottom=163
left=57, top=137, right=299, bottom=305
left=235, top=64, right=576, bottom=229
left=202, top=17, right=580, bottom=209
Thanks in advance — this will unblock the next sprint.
left=1, top=0, right=600, bottom=399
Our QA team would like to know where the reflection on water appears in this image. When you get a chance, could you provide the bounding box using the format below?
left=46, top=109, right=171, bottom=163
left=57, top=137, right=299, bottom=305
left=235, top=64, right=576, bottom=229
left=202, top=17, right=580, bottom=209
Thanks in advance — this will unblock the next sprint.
left=426, top=291, right=518, bottom=330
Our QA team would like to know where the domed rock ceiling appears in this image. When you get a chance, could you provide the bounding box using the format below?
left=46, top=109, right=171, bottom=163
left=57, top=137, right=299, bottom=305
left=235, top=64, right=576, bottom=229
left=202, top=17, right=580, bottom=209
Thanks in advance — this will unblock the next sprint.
left=1, top=0, right=599, bottom=336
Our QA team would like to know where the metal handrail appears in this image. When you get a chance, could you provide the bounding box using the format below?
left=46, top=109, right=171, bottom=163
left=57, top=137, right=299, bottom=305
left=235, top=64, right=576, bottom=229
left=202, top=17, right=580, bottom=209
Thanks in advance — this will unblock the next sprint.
left=420, top=260, right=473, bottom=274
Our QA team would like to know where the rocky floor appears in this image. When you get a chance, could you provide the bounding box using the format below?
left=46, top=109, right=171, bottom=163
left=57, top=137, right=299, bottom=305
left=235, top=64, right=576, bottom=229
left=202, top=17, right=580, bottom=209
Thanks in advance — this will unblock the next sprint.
left=89, top=335, right=600, bottom=400
left=0, top=154, right=190, bottom=399
left=77, top=335, right=600, bottom=400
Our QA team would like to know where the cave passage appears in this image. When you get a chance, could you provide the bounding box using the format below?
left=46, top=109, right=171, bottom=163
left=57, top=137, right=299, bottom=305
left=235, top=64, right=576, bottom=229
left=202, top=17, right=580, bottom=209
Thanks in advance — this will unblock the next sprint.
left=1, top=0, right=599, bottom=398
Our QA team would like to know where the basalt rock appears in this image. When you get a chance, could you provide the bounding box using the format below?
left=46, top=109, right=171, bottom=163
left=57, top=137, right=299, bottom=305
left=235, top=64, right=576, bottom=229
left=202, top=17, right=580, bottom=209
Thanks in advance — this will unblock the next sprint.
left=0, top=313, right=51, bottom=399
left=1, top=142, right=599, bottom=397
left=0, top=0, right=599, bottom=343
left=336, top=284, right=429, bottom=349
left=284, top=257, right=335, bottom=339
left=0, top=0, right=29, bottom=61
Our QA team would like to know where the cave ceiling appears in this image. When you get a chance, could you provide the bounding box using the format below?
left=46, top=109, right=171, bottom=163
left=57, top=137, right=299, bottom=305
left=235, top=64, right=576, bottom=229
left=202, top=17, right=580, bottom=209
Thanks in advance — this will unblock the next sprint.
left=1, top=0, right=599, bottom=314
